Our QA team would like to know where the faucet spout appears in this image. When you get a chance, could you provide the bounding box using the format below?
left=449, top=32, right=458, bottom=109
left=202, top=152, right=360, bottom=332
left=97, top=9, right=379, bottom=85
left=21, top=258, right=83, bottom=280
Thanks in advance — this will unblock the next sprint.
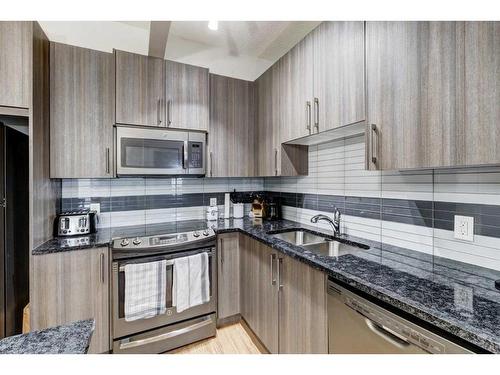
left=311, top=208, right=341, bottom=237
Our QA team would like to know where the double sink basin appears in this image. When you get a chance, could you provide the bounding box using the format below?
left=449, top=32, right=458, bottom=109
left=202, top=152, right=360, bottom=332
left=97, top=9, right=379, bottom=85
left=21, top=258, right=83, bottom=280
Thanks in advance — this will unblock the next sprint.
left=267, top=229, right=369, bottom=258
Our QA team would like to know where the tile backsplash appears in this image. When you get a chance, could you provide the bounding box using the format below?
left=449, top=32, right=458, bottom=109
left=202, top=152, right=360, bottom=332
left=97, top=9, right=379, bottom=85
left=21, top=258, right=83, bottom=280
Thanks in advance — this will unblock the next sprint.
left=61, top=177, right=263, bottom=228
left=265, top=135, right=500, bottom=271
left=61, top=135, right=500, bottom=271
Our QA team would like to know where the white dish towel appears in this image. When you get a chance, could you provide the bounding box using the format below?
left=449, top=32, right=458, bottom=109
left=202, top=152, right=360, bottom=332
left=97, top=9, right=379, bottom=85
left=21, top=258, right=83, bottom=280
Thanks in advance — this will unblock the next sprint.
left=124, top=260, right=167, bottom=322
left=172, top=252, right=210, bottom=313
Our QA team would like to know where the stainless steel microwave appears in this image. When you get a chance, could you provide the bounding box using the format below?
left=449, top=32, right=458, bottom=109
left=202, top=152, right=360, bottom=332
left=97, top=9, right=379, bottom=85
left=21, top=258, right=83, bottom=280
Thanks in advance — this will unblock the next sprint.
left=115, top=126, right=206, bottom=176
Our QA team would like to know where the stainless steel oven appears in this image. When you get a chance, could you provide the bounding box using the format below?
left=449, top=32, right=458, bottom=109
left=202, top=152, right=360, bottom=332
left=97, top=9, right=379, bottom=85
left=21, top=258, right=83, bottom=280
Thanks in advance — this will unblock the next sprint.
left=115, top=125, right=206, bottom=176
left=111, top=229, right=217, bottom=354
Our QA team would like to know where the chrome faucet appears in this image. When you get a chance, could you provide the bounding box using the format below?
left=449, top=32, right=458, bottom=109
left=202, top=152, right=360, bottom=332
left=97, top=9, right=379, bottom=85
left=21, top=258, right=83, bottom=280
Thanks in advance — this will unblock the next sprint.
left=311, top=208, right=341, bottom=237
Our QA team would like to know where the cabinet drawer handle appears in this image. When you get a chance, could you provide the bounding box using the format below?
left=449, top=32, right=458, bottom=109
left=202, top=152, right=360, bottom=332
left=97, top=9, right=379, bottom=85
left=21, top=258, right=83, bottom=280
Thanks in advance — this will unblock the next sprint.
left=270, top=253, right=277, bottom=285
left=314, top=97, right=319, bottom=132
left=219, top=238, right=224, bottom=265
left=210, top=152, right=214, bottom=177
left=100, top=253, right=105, bottom=283
left=106, top=148, right=110, bottom=174
left=370, top=124, right=377, bottom=164
left=167, top=99, right=172, bottom=126
left=306, top=101, right=312, bottom=133
left=275, top=148, right=279, bottom=176
left=278, top=257, right=283, bottom=290
left=157, top=98, right=162, bottom=125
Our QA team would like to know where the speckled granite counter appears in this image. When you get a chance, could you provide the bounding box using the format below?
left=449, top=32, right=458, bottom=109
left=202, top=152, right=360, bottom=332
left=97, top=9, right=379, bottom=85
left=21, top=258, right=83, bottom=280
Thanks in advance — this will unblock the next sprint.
left=0, top=319, right=94, bottom=354
left=33, top=218, right=500, bottom=353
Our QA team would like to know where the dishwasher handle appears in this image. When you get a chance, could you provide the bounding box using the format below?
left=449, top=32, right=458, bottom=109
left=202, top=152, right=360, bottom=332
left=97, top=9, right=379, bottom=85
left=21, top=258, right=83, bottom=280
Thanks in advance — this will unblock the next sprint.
left=364, top=319, right=411, bottom=349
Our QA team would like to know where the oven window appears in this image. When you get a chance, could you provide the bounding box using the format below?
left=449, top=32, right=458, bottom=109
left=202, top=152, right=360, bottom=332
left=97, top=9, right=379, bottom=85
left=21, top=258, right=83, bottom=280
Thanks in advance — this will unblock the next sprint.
left=121, top=138, right=183, bottom=169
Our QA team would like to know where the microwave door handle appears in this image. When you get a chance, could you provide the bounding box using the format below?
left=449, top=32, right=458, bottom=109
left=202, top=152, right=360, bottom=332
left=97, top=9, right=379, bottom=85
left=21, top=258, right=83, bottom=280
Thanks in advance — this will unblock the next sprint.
left=183, top=140, right=188, bottom=170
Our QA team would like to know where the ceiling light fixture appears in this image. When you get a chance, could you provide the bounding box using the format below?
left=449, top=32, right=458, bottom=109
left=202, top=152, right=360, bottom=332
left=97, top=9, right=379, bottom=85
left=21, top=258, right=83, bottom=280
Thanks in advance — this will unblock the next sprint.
left=208, top=20, right=218, bottom=31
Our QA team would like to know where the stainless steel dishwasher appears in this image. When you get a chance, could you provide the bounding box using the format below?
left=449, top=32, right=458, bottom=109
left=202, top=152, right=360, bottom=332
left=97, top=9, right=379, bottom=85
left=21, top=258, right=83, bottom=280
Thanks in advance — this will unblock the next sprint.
left=327, top=279, right=473, bottom=354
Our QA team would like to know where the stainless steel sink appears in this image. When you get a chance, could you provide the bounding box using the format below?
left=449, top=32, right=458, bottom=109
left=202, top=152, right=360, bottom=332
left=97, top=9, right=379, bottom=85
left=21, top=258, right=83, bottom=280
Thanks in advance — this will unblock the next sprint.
left=269, top=230, right=329, bottom=245
left=302, top=240, right=369, bottom=257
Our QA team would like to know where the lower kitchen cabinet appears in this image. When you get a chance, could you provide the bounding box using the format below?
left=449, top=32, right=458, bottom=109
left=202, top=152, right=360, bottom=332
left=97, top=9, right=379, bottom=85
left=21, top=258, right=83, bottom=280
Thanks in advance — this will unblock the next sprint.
left=239, top=235, right=327, bottom=354
left=217, top=233, right=241, bottom=323
left=30, top=247, right=110, bottom=354
left=240, top=235, right=279, bottom=353
left=278, top=254, right=328, bottom=353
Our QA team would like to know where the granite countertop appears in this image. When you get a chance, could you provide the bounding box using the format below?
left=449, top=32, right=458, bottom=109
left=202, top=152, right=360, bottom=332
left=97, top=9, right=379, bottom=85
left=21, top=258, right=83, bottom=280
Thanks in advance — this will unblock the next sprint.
left=0, top=319, right=94, bottom=354
left=33, top=218, right=500, bottom=353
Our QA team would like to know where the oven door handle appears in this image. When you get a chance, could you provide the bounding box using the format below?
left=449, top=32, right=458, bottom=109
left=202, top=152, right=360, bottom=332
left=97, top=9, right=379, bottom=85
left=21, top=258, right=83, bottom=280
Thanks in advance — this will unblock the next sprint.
left=118, top=316, right=213, bottom=350
left=118, top=260, right=174, bottom=273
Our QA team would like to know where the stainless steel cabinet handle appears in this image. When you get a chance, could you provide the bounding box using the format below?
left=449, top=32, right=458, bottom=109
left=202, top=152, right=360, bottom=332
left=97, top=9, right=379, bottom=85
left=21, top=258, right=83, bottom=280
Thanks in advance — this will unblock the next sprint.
left=106, top=147, right=110, bottom=174
left=275, top=148, right=279, bottom=176
left=306, top=101, right=312, bottom=133
left=314, top=97, right=319, bottom=132
left=270, top=253, right=277, bottom=285
left=278, top=257, right=284, bottom=290
left=210, top=151, right=214, bottom=177
left=219, top=238, right=224, bottom=265
left=167, top=99, right=172, bottom=126
left=100, top=252, right=105, bottom=283
left=157, top=98, right=162, bottom=125
left=370, top=124, right=377, bottom=164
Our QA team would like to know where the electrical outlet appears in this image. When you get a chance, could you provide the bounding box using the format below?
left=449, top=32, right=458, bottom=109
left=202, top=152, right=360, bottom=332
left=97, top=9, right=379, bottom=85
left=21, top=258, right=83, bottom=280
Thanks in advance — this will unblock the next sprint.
left=454, top=283, right=474, bottom=312
left=209, top=197, right=217, bottom=206
left=454, top=215, right=474, bottom=241
left=90, top=203, right=100, bottom=215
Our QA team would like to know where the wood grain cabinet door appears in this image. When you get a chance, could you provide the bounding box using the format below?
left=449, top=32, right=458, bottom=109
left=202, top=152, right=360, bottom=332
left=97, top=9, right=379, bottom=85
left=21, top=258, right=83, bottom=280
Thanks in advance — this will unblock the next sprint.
left=217, top=233, right=240, bottom=320
left=115, top=50, right=165, bottom=127
left=278, top=33, right=314, bottom=143
left=208, top=74, right=255, bottom=177
left=50, top=42, right=114, bottom=178
left=463, top=21, right=500, bottom=166
left=165, top=60, right=209, bottom=130
left=278, top=255, right=328, bottom=354
left=239, top=236, right=279, bottom=353
left=255, top=66, right=279, bottom=176
left=31, top=247, right=110, bottom=354
left=313, top=21, right=365, bottom=132
left=366, top=21, right=464, bottom=170
left=0, top=21, right=32, bottom=108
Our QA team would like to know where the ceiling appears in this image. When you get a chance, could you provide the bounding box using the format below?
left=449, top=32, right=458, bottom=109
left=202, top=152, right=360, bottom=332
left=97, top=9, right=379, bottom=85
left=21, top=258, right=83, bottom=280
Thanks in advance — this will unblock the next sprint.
left=39, top=21, right=320, bottom=81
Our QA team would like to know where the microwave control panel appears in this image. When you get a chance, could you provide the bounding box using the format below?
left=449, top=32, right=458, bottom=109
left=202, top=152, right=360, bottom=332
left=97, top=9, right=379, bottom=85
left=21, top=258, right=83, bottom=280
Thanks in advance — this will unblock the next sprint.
left=188, top=141, right=203, bottom=168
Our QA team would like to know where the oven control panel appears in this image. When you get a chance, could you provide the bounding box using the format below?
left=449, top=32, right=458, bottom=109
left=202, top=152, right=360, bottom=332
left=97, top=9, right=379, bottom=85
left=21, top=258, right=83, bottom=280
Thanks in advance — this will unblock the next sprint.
left=112, top=228, right=216, bottom=250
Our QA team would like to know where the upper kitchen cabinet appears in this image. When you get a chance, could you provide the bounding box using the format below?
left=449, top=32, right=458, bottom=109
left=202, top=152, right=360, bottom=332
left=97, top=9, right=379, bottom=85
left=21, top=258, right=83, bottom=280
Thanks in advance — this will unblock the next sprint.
left=165, top=60, right=209, bottom=131
left=255, top=65, right=308, bottom=177
left=312, top=21, right=365, bottom=132
left=463, top=21, right=500, bottom=166
left=0, top=21, right=32, bottom=109
left=208, top=74, right=255, bottom=177
left=366, top=21, right=465, bottom=170
left=278, top=33, right=314, bottom=143
left=50, top=42, right=114, bottom=178
left=115, top=50, right=165, bottom=127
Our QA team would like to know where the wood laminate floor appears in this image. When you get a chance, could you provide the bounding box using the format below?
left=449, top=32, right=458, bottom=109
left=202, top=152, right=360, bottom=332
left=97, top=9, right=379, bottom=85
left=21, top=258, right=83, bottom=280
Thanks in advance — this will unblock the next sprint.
left=168, top=323, right=263, bottom=354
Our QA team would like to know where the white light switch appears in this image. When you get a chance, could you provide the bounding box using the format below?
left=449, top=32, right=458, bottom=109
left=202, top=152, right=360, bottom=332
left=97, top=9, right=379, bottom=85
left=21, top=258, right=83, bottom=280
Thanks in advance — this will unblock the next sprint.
left=209, top=197, right=217, bottom=207
left=454, top=215, right=474, bottom=241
